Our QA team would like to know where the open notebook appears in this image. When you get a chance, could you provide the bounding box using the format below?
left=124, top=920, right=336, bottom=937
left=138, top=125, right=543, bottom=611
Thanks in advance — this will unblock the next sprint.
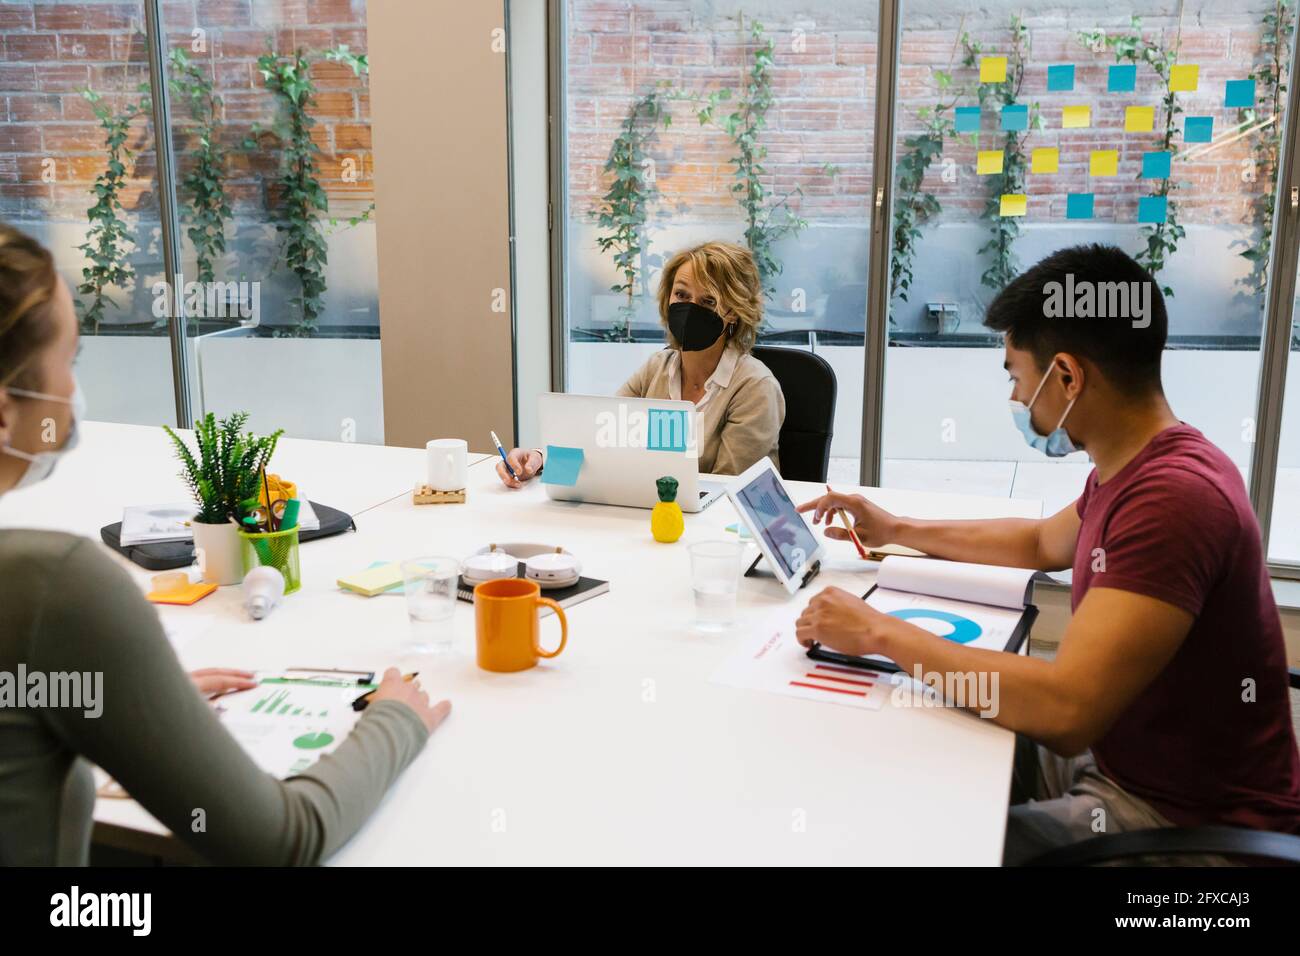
left=807, top=555, right=1038, bottom=674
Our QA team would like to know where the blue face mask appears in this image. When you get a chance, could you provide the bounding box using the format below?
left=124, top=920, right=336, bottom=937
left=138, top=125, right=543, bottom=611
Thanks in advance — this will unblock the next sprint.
left=1009, top=366, right=1078, bottom=458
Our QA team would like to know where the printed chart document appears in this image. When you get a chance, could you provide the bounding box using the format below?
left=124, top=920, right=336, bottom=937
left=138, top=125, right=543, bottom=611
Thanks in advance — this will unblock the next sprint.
left=711, top=608, right=891, bottom=711
left=213, top=675, right=370, bottom=779
left=810, top=556, right=1037, bottom=673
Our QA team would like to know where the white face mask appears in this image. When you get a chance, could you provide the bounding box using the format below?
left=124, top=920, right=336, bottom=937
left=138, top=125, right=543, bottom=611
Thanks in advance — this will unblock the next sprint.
left=1, top=379, right=85, bottom=490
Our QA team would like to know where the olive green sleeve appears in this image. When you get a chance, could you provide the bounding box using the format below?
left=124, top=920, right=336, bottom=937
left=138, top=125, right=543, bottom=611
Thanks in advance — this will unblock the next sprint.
left=27, top=536, right=430, bottom=865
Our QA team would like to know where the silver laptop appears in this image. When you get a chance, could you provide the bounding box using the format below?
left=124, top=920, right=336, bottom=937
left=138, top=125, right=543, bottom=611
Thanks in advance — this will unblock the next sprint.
left=536, top=393, right=725, bottom=512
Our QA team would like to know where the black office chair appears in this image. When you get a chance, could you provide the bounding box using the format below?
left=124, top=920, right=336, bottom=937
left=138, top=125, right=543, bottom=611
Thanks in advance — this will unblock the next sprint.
left=1023, top=667, right=1300, bottom=866
left=751, top=345, right=837, bottom=482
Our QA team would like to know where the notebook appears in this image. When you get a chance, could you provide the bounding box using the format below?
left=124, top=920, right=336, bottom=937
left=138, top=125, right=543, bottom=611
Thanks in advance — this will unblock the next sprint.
left=807, top=555, right=1037, bottom=674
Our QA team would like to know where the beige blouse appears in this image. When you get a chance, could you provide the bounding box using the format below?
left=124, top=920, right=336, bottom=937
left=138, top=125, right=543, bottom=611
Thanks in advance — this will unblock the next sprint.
left=616, top=345, right=785, bottom=476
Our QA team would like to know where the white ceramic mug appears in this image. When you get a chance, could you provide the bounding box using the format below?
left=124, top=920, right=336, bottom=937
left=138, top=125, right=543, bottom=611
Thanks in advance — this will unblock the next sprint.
left=426, top=438, right=468, bottom=491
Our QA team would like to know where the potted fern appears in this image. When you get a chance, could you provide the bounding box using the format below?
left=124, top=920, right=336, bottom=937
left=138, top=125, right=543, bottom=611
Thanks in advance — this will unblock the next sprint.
left=163, top=412, right=284, bottom=585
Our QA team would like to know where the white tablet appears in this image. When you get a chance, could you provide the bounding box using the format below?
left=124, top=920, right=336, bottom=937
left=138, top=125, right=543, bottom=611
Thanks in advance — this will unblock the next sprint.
left=724, top=458, right=825, bottom=595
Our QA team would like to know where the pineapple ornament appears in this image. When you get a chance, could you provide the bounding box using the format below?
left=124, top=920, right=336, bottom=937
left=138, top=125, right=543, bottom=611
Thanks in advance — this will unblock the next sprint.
left=651, top=475, right=685, bottom=543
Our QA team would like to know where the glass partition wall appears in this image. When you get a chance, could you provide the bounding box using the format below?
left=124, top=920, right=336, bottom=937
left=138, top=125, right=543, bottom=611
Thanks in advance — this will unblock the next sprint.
left=558, top=0, right=879, bottom=480
left=553, top=0, right=1300, bottom=577
left=0, top=0, right=382, bottom=442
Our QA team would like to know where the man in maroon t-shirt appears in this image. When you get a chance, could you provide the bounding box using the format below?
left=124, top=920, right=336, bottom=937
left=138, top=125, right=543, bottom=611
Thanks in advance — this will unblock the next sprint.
left=792, top=244, right=1300, bottom=864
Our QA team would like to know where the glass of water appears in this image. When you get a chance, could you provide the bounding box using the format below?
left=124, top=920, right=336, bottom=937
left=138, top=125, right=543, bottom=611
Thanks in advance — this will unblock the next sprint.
left=401, top=556, right=461, bottom=655
left=689, top=540, right=743, bottom=632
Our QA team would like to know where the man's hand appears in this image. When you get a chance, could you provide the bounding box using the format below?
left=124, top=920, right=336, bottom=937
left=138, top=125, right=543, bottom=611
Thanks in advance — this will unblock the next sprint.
left=797, top=491, right=901, bottom=549
left=794, top=586, right=894, bottom=657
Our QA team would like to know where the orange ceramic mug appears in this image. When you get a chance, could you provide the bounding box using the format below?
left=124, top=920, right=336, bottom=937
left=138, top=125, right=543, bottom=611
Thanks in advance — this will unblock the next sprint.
left=474, top=577, right=568, bottom=672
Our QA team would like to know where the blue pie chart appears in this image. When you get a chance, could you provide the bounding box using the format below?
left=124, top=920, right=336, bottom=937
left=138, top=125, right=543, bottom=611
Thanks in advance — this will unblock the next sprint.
left=888, top=608, right=982, bottom=643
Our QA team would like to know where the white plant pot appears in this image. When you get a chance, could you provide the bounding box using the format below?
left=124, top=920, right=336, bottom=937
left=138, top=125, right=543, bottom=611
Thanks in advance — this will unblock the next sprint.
left=192, top=519, right=244, bottom=586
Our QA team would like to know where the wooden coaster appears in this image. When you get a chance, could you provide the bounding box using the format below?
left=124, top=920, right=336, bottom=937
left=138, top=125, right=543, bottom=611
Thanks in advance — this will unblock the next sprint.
left=414, top=484, right=466, bottom=505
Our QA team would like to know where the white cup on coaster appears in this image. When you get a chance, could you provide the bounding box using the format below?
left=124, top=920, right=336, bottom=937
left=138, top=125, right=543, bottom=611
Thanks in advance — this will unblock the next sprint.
left=427, top=438, right=468, bottom=491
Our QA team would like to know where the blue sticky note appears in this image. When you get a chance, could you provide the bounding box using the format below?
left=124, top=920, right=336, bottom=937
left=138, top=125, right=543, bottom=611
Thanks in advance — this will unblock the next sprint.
left=1224, top=78, right=1255, bottom=108
left=1000, top=103, right=1028, bottom=131
left=647, top=408, right=688, bottom=452
left=1047, top=64, right=1075, bottom=92
left=1138, top=195, right=1168, bottom=224
left=1141, top=150, right=1172, bottom=178
left=1066, top=193, right=1095, bottom=219
left=1108, top=64, right=1137, bottom=92
left=1184, top=115, right=1214, bottom=143
left=954, top=106, right=981, bottom=133
left=540, top=445, right=584, bottom=487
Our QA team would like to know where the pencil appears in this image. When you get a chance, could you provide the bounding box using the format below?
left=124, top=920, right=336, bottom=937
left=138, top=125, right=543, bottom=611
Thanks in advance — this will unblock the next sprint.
left=826, top=484, right=869, bottom=560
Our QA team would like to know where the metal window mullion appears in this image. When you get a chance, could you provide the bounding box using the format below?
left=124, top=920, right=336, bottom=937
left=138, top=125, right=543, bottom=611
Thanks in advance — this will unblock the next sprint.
left=143, top=0, right=191, bottom=428
left=1247, top=37, right=1300, bottom=561
left=547, top=0, right=568, bottom=393
left=859, top=0, right=902, bottom=487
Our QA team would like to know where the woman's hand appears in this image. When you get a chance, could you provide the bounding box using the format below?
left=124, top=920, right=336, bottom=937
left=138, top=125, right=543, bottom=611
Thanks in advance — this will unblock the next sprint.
left=369, top=667, right=451, bottom=735
left=190, top=668, right=258, bottom=699
left=794, top=586, right=894, bottom=658
left=496, top=448, right=543, bottom=489
left=797, top=491, right=901, bottom=549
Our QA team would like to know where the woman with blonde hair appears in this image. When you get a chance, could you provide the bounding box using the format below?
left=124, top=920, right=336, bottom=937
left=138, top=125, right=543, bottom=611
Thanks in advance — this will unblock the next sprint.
left=499, top=240, right=786, bottom=484
left=0, top=223, right=449, bottom=864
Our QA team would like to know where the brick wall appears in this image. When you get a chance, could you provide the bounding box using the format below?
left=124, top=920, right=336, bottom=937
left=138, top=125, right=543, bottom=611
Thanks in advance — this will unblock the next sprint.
left=567, top=0, right=1279, bottom=229
left=0, top=0, right=373, bottom=223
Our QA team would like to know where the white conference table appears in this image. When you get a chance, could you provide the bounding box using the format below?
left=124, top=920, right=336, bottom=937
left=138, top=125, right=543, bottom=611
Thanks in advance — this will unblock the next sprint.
left=0, top=421, right=1044, bottom=865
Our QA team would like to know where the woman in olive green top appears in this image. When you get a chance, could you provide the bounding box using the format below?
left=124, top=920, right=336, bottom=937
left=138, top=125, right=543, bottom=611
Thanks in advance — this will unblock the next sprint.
left=0, top=224, right=449, bottom=865
left=497, top=241, right=785, bottom=486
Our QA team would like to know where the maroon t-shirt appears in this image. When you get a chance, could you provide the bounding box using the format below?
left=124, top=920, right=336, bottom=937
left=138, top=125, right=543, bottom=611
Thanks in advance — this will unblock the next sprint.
left=1073, top=423, right=1300, bottom=833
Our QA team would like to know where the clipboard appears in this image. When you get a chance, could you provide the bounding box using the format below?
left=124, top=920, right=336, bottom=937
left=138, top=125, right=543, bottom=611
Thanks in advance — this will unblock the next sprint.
left=806, top=582, right=1039, bottom=674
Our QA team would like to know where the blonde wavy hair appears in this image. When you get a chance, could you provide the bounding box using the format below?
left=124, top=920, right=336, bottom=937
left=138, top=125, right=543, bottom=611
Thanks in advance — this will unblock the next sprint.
left=656, top=241, right=763, bottom=353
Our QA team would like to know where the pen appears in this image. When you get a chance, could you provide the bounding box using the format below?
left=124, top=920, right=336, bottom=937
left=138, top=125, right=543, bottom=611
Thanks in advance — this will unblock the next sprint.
left=351, top=671, right=418, bottom=711
left=279, top=498, right=301, bottom=533
left=826, top=484, right=869, bottom=560
left=490, top=430, right=516, bottom=479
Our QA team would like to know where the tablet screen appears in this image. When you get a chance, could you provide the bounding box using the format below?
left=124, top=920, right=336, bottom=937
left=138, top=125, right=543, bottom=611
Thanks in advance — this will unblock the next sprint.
left=733, top=468, right=820, bottom=581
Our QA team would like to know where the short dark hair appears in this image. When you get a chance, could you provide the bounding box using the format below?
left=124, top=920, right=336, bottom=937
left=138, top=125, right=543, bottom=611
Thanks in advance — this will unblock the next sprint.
left=983, top=243, right=1167, bottom=393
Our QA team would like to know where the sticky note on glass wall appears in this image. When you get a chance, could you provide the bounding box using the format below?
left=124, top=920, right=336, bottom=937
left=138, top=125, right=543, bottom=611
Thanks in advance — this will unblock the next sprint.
left=1089, top=150, right=1119, bottom=176
left=980, top=56, right=1008, bottom=83
left=1047, top=64, right=1075, bottom=91
left=1031, top=147, right=1059, bottom=174
left=999, top=194, right=1027, bottom=217
left=1066, top=193, right=1095, bottom=219
left=1000, top=104, right=1028, bottom=131
left=1108, top=64, right=1137, bottom=93
left=954, top=106, right=981, bottom=133
left=1170, top=64, right=1199, bottom=92
left=540, top=445, right=584, bottom=487
left=1125, top=106, right=1155, bottom=132
left=1224, top=78, right=1256, bottom=108
left=977, top=150, right=1004, bottom=175
left=1142, top=151, right=1172, bottom=178
left=1062, top=105, right=1091, bottom=129
left=1138, top=195, right=1168, bottom=224
left=1184, top=115, right=1214, bottom=143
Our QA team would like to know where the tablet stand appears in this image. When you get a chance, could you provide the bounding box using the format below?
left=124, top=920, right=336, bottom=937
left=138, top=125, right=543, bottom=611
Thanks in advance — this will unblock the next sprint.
left=744, top=552, right=821, bottom=589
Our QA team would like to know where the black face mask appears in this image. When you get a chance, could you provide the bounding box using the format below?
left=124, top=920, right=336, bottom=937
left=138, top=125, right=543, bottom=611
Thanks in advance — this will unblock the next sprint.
left=667, top=301, right=725, bottom=351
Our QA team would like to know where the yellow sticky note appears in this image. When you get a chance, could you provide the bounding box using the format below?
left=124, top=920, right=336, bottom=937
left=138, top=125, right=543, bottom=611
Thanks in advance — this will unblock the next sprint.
left=977, top=150, right=1004, bottom=175
left=999, top=194, right=1027, bottom=217
left=980, top=56, right=1008, bottom=83
left=1124, top=106, right=1155, bottom=132
left=1031, top=147, right=1060, bottom=174
left=1170, top=64, right=1199, bottom=92
left=1090, top=149, right=1119, bottom=176
left=1062, top=105, right=1091, bottom=129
